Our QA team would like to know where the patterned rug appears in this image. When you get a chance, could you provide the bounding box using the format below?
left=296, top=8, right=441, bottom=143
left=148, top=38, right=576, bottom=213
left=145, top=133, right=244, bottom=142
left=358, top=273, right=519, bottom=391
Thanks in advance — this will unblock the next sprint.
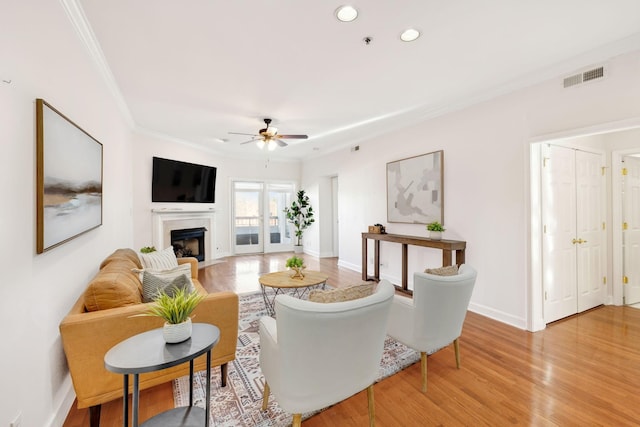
left=173, top=291, right=420, bottom=426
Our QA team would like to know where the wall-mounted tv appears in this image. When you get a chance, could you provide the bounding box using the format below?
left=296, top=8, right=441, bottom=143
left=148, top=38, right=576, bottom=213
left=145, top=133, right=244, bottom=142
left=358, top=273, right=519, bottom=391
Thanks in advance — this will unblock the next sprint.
left=152, top=157, right=216, bottom=203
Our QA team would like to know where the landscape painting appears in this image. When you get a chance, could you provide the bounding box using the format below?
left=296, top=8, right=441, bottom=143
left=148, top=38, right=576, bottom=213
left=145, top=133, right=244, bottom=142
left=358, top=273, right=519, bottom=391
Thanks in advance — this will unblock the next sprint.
left=386, top=150, right=443, bottom=224
left=36, top=99, right=103, bottom=253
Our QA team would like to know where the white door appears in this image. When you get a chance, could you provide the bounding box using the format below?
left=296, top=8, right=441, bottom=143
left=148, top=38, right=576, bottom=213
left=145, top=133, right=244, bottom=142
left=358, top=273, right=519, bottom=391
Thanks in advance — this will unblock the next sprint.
left=233, top=181, right=264, bottom=254
left=623, top=156, right=640, bottom=305
left=264, top=183, right=295, bottom=253
left=332, top=176, right=339, bottom=257
left=542, top=145, right=578, bottom=322
left=542, top=145, right=605, bottom=323
left=575, top=150, right=605, bottom=312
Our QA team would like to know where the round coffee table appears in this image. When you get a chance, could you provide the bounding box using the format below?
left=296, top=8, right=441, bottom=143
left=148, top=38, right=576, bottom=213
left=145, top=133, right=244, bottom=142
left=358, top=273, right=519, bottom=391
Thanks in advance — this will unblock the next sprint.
left=259, top=270, right=329, bottom=316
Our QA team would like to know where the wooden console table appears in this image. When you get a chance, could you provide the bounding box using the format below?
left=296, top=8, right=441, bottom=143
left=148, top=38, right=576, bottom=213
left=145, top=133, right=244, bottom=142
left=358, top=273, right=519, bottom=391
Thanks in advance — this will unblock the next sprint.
left=361, top=233, right=466, bottom=294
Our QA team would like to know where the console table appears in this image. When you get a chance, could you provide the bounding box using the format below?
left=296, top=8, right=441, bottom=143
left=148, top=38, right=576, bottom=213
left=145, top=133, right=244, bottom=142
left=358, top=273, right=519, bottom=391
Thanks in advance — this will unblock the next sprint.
left=361, top=232, right=466, bottom=294
left=104, top=323, right=220, bottom=427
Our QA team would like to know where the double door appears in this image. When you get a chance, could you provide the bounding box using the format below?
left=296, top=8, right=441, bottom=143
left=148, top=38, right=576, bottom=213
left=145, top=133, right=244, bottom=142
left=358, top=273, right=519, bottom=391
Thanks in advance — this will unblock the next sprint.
left=542, top=144, right=605, bottom=323
left=232, top=181, right=294, bottom=254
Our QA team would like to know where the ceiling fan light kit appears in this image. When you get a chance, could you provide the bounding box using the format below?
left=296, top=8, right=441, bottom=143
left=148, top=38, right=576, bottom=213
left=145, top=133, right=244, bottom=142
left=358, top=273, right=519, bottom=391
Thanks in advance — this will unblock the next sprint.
left=231, top=118, right=309, bottom=150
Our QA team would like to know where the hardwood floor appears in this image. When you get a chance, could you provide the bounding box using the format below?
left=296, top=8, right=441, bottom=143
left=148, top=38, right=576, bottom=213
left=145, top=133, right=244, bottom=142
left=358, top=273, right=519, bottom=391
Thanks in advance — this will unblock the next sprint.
left=63, top=253, right=640, bottom=426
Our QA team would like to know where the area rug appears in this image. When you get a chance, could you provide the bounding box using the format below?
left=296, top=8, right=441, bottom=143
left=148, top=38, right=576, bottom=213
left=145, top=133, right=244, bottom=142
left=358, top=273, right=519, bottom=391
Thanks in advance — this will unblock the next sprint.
left=173, top=291, right=420, bottom=426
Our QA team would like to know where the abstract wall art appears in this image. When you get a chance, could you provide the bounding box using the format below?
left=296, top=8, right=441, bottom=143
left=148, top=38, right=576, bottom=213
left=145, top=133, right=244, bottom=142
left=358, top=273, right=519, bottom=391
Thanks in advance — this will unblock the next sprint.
left=386, top=150, right=443, bottom=224
left=36, top=99, right=103, bottom=253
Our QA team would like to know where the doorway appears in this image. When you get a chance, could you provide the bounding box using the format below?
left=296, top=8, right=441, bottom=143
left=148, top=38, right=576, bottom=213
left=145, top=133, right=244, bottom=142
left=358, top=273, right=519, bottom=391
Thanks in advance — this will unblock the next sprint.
left=232, top=181, right=295, bottom=254
left=530, top=122, right=640, bottom=331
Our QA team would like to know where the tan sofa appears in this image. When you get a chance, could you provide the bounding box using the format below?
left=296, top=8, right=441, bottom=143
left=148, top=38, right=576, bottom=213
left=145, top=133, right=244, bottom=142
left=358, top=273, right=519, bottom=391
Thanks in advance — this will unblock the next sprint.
left=59, top=249, right=238, bottom=427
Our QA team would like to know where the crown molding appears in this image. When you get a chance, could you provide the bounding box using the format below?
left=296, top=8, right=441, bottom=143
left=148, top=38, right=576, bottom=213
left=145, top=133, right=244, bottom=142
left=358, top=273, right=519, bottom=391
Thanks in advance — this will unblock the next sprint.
left=59, top=0, right=135, bottom=128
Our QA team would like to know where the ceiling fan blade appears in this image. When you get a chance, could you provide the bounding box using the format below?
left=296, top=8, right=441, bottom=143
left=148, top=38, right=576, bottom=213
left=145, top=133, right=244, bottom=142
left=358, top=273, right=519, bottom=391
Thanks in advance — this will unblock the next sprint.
left=229, top=131, right=259, bottom=136
left=276, top=134, right=308, bottom=139
left=240, top=138, right=260, bottom=145
left=275, top=139, right=288, bottom=147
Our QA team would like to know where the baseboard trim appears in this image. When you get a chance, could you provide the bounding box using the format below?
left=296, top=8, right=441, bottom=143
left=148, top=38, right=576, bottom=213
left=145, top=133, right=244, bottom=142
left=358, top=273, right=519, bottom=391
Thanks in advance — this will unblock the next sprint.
left=468, top=302, right=527, bottom=330
left=337, top=259, right=360, bottom=272
left=47, top=377, right=75, bottom=427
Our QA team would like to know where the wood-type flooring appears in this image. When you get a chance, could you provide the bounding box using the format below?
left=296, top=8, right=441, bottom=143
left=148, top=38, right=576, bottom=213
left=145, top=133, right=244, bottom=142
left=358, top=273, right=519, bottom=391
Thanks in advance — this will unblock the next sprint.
left=63, top=253, right=640, bottom=426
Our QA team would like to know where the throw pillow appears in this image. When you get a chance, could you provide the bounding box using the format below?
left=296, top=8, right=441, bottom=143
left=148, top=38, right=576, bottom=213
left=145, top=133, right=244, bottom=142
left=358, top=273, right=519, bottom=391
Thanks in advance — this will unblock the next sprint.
left=308, top=283, right=376, bottom=303
left=134, top=263, right=195, bottom=296
left=138, top=246, right=179, bottom=270
left=424, top=265, right=459, bottom=276
left=141, top=271, right=190, bottom=302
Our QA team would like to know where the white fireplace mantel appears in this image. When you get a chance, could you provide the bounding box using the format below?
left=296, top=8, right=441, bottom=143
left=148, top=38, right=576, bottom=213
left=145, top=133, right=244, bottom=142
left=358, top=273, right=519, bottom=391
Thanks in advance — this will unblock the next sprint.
left=152, top=208, right=217, bottom=262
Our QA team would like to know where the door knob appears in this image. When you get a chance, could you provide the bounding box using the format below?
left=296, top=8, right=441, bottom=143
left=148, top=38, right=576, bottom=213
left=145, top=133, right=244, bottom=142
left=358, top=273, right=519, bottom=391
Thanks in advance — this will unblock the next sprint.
left=572, top=238, right=588, bottom=244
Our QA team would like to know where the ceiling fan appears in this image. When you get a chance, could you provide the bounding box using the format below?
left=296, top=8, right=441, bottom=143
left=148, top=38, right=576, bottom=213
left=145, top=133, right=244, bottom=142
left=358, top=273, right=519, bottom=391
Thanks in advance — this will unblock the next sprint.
left=229, top=118, right=308, bottom=150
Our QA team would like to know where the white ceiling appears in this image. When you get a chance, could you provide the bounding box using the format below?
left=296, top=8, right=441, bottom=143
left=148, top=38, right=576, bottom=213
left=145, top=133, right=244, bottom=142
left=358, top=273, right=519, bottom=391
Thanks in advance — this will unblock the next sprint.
left=74, top=0, right=640, bottom=160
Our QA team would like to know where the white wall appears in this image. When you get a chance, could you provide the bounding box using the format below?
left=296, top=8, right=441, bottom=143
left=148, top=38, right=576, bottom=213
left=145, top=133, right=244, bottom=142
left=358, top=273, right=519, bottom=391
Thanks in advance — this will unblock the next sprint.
left=301, top=50, right=640, bottom=330
left=606, top=127, right=640, bottom=150
left=131, top=132, right=301, bottom=256
left=1, top=1, right=134, bottom=426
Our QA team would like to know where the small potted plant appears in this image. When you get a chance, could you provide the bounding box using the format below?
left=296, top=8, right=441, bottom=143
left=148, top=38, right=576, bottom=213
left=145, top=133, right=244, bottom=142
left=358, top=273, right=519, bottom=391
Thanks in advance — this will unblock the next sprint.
left=426, top=221, right=445, bottom=240
left=140, top=246, right=157, bottom=253
left=286, top=255, right=306, bottom=279
left=143, top=287, right=205, bottom=343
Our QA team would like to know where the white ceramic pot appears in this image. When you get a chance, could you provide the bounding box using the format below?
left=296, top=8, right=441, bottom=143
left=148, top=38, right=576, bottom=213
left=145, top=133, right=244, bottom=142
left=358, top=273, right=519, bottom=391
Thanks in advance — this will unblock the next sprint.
left=429, top=231, right=442, bottom=240
left=163, top=317, right=192, bottom=344
left=293, top=245, right=303, bottom=254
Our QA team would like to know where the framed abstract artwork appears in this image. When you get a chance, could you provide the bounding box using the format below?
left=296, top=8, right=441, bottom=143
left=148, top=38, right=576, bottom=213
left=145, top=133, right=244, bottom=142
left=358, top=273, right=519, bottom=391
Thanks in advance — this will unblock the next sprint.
left=386, top=150, right=443, bottom=224
left=36, top=99, right=103, bottom=253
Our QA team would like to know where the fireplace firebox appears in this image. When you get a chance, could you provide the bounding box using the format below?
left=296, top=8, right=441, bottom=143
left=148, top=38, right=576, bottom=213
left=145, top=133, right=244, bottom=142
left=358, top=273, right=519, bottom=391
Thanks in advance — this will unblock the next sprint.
left=170, top=227, right=206, bottom=262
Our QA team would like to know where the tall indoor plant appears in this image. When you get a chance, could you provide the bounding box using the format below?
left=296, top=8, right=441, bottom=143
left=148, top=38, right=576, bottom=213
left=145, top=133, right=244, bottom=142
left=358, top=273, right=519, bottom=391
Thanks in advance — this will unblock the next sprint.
left=284, top=190, right=315, bottom=252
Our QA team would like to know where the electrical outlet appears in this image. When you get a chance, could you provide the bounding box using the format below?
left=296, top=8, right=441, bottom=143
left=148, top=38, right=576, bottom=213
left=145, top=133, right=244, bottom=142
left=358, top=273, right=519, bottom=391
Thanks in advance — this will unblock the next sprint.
left=10, top=412, right=22, bottom=427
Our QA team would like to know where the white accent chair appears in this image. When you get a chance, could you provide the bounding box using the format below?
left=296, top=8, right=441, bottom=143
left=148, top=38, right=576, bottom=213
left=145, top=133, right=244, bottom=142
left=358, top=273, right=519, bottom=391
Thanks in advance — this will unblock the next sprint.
left=387, top=264, right=477, bottom=392
left=259, top=280, right=395, bottom=427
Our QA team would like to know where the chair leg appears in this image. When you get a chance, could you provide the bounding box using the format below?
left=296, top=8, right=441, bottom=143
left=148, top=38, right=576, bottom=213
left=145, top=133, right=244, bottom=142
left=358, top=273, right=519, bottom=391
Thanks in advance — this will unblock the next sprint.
left=421, top=351, right=427, bottom=393
left=89, top=404, right=101, bottom=427
left=367, top=384, right=376, bottom=427
left=220, top=363, right=228, bottom=387
left=292, top=414, right=302, bottom=427
left=261, top=382, right=270, bottom=411
left=454, top=338, right=461, bottom=369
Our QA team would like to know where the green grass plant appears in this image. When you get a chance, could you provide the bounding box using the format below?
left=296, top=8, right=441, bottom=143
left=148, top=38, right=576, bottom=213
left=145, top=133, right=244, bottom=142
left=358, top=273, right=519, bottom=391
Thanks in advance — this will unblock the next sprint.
left=144, top=287, right=205, bottom=324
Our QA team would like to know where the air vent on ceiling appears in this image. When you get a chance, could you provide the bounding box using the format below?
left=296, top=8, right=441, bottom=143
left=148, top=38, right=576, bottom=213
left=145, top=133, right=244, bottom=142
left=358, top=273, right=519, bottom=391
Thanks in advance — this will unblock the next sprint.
left=563, top=66, right=605, bottom=88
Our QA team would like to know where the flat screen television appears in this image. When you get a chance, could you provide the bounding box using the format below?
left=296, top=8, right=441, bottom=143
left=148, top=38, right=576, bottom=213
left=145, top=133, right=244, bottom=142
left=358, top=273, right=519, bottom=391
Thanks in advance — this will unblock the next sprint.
left=152, top=157, right=216, bottom=203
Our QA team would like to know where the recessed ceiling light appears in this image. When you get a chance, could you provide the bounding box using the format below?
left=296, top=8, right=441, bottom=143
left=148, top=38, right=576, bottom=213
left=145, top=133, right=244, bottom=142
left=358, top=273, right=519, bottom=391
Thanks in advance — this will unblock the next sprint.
left=400, top=28, right=420, bottom=42
left=336, top=5, right=358, bottom=22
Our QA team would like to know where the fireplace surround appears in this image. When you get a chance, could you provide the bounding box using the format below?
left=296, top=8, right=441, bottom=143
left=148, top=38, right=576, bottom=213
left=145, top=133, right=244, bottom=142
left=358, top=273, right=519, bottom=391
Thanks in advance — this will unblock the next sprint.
left=152, top=209, right=216, bottom=264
